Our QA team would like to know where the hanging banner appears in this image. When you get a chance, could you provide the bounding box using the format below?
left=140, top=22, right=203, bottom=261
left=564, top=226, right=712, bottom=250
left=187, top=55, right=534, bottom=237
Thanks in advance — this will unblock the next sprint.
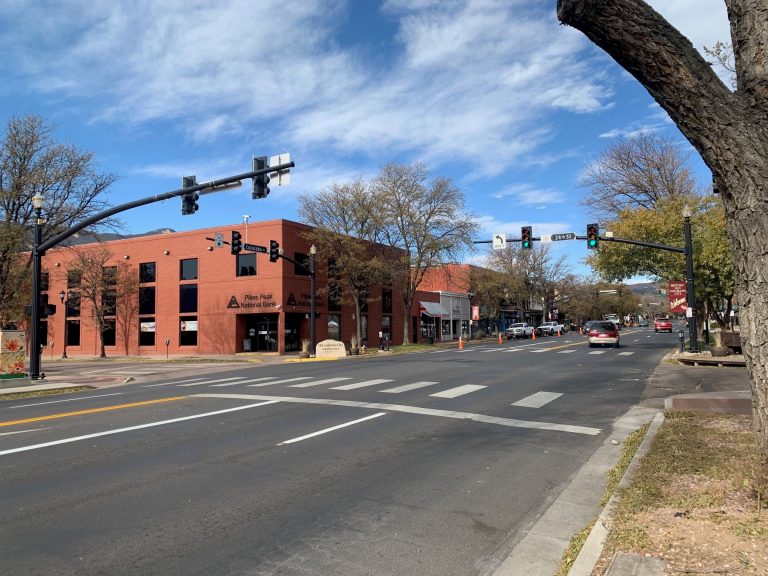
left=471, top=306, right=480, bottom=321
left=668, top=281, right=687, bottom=313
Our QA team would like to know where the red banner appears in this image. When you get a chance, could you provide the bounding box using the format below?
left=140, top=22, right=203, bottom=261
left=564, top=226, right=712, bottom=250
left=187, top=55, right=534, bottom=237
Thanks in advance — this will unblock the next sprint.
left=668, top=281, right=687, bottom=313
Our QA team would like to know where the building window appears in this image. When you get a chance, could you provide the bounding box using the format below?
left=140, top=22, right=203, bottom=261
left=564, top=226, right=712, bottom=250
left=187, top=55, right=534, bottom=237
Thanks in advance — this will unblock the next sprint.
left=67, top=269, right=82, bottom=289
left=66, top=293, right=81, bottom=318
left=180, top=284, right=198, bottom=313
left=102, top=289, right=116, bottom=316
left=139, top=317, right=156, bottom=346
left=180, top=258, right=198, bottom=281
left=41, top=272, right=49, bottom=292
left=66, top=320, right=81, bottom=346
left=179, top=316, right=198, bottom=346
left=382, top=288, right=392, bottom=314
left=139, top=287, right=156, bottom=315
left=140, top=262, right=156, bottom=283
left=236, top=253, right=257, bottom=277
left=293, top=252, right=310, bottom=276
left=103, top=266, right=117, bottom=286
left=382, top=315, right=392, bottom=341
left=328, top=314, right=341, bottom=341
left=102, top=319, right=116, bottom=347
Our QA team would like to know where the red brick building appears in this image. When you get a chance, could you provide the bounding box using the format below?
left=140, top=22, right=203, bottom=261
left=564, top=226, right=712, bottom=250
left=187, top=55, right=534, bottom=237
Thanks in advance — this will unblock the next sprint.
left=34, top=219, right=410, bottom=357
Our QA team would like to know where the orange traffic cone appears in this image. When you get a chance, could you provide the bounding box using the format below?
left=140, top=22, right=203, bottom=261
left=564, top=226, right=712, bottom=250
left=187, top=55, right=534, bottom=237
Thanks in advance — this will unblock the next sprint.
left=498, top=332, right=503, bottom=344
left=458, top=335, right=464, bottom=350
left=531, top=329, right=536, bottom=341
left=557, top=328, right=561, bottom=337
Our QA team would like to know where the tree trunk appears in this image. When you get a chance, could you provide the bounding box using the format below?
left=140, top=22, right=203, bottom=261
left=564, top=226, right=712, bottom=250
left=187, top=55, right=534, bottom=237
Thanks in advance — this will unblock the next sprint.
left=558, top=0, right=768, bottom=464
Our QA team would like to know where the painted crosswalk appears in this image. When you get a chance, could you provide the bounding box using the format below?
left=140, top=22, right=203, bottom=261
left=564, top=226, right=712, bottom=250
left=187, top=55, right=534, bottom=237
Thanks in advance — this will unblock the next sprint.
left=429, top=384, right=486, bottom=398
left=331, top=379, right=394, bottom=391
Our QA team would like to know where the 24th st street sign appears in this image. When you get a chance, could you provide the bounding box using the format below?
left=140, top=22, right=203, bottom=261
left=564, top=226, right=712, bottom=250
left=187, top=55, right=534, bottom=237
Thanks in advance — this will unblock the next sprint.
left=540, top=232, right=576, bottom=243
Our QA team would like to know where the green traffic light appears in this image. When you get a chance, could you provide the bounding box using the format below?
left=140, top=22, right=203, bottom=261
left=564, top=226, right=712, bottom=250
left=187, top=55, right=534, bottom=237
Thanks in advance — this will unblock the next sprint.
left=589, top=239, right=596, bottom=247
left=522, top=241, right=530, bottom=249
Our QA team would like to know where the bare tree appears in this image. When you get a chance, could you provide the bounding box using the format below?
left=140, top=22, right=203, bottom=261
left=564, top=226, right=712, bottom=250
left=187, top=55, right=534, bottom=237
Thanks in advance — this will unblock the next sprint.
left=579, top=132, right=699, bottom=220
left=374, top=163, right=477, bottom=344
left=0, top=114, right=117, bottom=325
left=66, top=244, right=117, bottom=358
left=114, top=262, right=139, bottom=356
left=557, top=0, right=768, bottom=482
left=298, top=179, right=386, bottom=345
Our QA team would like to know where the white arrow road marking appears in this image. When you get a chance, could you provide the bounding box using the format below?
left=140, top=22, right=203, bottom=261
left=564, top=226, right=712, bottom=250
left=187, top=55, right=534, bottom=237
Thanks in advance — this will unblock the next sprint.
left=512, top=391, right=563, bottom=408
left=277, top=412, right=387, bottom=445
left=193, top=394, right=602, bottom=436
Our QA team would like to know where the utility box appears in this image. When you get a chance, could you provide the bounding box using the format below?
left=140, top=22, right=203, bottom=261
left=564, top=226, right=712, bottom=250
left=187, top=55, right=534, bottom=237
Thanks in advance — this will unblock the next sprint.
left=0, top=330, right=27, bottom=381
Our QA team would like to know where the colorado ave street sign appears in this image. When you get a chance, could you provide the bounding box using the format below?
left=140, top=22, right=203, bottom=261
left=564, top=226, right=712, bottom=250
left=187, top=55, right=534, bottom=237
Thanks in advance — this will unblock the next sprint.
left=243, top=243, right=267, bottom=253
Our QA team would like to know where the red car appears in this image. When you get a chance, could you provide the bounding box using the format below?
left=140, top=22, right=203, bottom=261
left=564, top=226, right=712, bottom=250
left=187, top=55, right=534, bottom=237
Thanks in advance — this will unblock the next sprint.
left=588, top=321, right=621, bottom=348
left=654, top=317, right=673, bottom=333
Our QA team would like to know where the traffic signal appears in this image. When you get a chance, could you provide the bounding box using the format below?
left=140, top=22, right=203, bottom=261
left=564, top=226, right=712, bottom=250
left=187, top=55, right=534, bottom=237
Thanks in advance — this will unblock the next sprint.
left=520, top=226, right=532, bottom=249
left=181, top=176, right=199, bottom=215
left=252, top=156, right=270, bottom=199
left=269, top=239, right=280, bottom=262
left=231, top=230, right=242, bottom=255
left=587, top=223, right=599, bottom=249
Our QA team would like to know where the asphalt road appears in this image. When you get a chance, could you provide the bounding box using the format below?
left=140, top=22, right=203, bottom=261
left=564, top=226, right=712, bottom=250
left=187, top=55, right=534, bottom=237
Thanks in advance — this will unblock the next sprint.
left=0, top=328, right=678, bottom=575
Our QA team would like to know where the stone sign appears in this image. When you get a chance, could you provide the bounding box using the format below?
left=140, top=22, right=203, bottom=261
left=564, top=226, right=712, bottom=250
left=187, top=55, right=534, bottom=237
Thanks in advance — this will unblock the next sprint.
left=314, top=339, right=347, bottom=359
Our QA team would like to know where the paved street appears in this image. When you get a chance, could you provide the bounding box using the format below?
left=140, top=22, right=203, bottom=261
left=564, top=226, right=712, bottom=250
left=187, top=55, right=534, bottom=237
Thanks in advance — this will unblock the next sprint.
left=1, top=329, right=677, bottom=575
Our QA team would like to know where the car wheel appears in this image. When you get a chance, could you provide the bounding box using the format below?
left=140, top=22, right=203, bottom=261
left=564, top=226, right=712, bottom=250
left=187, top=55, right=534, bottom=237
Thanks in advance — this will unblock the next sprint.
left=614, top=342, right=620, bottom=349
left=588, top=342, right=594, bottom=348
left=655, top=329, right=658, bottom=333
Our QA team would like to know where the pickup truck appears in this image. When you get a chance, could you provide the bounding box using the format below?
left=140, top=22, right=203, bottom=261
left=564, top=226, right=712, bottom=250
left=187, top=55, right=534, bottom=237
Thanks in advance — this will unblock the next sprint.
left=537, top=321, right=565, bottom=336
left=505, top=323, right=534, bottom=339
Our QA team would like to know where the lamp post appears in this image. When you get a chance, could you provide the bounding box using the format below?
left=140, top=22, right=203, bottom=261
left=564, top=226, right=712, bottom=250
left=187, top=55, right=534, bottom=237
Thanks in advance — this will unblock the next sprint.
left=242, top=214, right=250, bottom=242
left=29, top=193, right=45, bottom=379
left=309, top=244, right=317, bottom=356
left=683, top=204, right=699, bottom=352
left=59, top=290, right=72, bottom=359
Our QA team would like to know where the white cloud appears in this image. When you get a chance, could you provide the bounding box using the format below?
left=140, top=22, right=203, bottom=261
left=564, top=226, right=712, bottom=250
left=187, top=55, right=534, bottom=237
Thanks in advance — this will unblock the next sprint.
left=492, top=183, right=566, bottom=207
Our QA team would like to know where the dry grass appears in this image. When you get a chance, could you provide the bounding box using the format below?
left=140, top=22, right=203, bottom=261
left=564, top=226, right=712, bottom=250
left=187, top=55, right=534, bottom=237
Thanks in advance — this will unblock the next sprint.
left=593, top=411, right=768, bottom=575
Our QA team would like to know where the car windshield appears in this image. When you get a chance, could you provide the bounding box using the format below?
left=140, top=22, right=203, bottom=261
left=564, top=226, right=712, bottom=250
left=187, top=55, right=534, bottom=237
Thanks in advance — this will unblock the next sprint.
left=509, top=324, right=524, bottom=328
left=591, top=322, right=616, bottom=331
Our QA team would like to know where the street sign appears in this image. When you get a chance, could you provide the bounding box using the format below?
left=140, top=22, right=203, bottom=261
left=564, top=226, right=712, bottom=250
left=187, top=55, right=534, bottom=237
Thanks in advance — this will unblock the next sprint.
left=551, top=232, right=576, bottom=241
left=214, top=232, right=223, bottom=248
left=270, top=153, right=291, bottom=185
left=243, top=242, right=267, bottom=253
left=492, top=233, right=506, bottom=250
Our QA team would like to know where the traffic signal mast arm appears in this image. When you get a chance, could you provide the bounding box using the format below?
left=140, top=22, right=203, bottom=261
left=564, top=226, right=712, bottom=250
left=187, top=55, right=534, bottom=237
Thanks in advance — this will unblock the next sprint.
left=37, top=160, right=295, bottom=254
left=577, top=235, right=685, bottom=254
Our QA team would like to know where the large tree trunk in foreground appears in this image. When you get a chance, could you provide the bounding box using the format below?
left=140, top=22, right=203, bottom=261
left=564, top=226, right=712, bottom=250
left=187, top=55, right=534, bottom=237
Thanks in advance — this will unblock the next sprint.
left=557, top=0, right=768, bottom=462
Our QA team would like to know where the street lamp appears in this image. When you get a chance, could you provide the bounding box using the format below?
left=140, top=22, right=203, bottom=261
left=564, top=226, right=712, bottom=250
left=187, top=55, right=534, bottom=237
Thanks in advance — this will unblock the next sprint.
left=59, top=290, right=73, bottom=359
left=309, top=244, right=317, bottom=356
left=242, top=214, right=250, bottom=242
left=683, top=204, right=699, bottom=352
left=29, top=193, right=45, bottom=379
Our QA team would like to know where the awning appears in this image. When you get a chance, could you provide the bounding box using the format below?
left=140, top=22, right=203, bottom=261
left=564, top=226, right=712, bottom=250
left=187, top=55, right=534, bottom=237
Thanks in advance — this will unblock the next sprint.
left=419, top=301, right=449, bottom=317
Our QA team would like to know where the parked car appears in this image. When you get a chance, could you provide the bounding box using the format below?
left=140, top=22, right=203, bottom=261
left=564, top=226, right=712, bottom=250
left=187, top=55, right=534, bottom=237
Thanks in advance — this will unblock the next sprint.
left=581, top=320, right=598, bottom=335
left=538, top=321, right=565, bottom=336
left=654, top=317, right=673, bottom=333
left=588, top=321, right=621, bottom=348
left=505, top=322, right=534, bottom=339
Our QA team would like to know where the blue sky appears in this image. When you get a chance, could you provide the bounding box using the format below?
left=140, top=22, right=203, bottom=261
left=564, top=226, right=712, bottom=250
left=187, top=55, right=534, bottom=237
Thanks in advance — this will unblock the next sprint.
left=0, top=0, right=730, bottom=279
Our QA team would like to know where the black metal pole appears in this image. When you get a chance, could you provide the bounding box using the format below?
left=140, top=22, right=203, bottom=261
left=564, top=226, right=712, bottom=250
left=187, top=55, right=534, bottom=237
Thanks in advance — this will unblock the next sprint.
left=310, top=251, right=316, bottom=356
left=29, top=211, right=43, bottom=379
left=684, top=213, right=699, bottom=352
left=61, top=294, right=68, bottom=359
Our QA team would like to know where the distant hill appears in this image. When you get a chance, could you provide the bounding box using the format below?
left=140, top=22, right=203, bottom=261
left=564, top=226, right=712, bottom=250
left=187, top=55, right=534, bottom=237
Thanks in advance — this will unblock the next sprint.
left=626, top=282, right=659, bottom=296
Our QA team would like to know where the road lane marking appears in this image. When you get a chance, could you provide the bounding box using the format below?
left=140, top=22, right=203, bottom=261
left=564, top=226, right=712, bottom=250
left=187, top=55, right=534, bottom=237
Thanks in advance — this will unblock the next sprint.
left=193, top=394, right=602, bottom=436
left=9, top=392, right=124, bottom=409
left=503, top=348, right=524, bottom=352
left=379, top=381, right=439, bottom=393
left=178, top=377, right=246, bottom=387
left=481, top=349, right=507, bottom=353
left=331, top=379, right=393, bottom=390
left=0, top=428, right=48, bottom=437
left=289, top=377, right=352, bottom=388
left=143, top=378, right=206, bottom=388
left=256, top=377, right=313, bottom=386
left=211, top=377, right=280, bottom=387
left=277, top=412, right=387, bottom=445
left=618, top=352, right=635, bottom=356
left=512, top=391, right=563, bottom=408
left=531, top=349, right=552, bottom=353
left=588, top=351, right=606, bottom=355
left=0, top=396, right=187, bottom=428
left=557, top=350, right=576, bottom=354
left=0, top=400, right=279, bottom=457
left=430, top=384, right=486, bottom=398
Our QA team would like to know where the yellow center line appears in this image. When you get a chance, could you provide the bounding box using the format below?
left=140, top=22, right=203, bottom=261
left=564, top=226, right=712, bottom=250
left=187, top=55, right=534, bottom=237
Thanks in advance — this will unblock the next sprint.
left=0, top=396, right=187, bottom=428
left=538, top=329, right=643, bottom=351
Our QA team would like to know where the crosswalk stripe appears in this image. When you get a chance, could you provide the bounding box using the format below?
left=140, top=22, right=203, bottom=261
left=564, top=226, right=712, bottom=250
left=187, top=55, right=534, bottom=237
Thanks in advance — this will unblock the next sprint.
left=503, top=348, right=524, bottom=352
left=331, top=379, right=394, bottom=391
left=380, top=381, right=439, bottom=393
left=557, top=350, right=576, bottom=354
left=588, top=351, right=606, bottom=355
left=512, top=391, right=563, bottom=408
left=481, top=348, right=507, bottom=353
left=531, top=349, right=552, bottom=353
left=211, top=377, right=279, bottom=387
left=618, top=351, right=634, bottom=356
left=142, top=377, right=206, bottom=388
left=430, top=384, right=486, bottom=398
left=252, top=376, right=313, bottom=387
left=288, top=377, right=352, bottom=388
left=178, top=376, right=246, bottom=387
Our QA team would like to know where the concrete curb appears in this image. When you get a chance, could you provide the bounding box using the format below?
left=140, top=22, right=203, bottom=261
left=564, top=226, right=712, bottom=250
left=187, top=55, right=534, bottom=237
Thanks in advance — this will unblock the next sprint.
left=567, top=411, right=666, bottom=576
